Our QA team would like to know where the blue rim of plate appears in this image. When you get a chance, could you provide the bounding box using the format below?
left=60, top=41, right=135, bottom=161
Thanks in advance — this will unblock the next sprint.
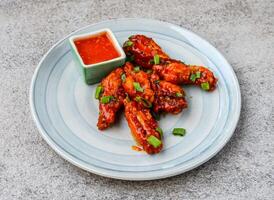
left=30, top=18, right=241, bottom=180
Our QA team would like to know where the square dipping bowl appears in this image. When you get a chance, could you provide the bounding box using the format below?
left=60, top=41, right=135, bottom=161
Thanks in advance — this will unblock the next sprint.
left=69, top=28, right=126, bottom=85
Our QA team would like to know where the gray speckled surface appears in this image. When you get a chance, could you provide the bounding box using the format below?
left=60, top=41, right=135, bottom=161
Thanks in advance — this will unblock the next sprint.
left=0, top=0, right=273, bottom=199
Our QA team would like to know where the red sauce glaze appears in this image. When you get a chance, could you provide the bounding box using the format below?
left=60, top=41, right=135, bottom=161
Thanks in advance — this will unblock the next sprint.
left=131, top=146, right=143, bottom=152
left=74, top=33, right=120, bottom=65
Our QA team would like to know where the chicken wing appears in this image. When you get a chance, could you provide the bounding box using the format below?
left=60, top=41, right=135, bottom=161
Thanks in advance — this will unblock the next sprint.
left=153, top=60, right=218, bottom=91
left=124, top=34, right=217, bottom=91
left=124, top=99, right=163, bottom=154
left=122, top=62, right=154, bottom=107
left=97, top=68, right=125, bottom=130
left=123, top=35, right=170, bottom=68
left=150, top=73, right=188, bottom=114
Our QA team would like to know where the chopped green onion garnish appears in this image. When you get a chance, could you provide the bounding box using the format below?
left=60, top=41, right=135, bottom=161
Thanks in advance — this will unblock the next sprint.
left=101, top=96, right=113, bottom=104
left=154, top=54, right=160, bottom=64
left=190, top=71, right=201, bottom=82
left=190, top=74, right=197, bottom=82
left=124, top=41, right=133, bottom=47
left=134, top=96, right=152, bottom=108
left=172, top=128, right=186, bottom=136
left=133, top=82, right=144, bottom=92
left=134, top=66, right=140, bottom=72
left=151, top=110, right=160, bottom=121
left=121, top=73, right=126, bottom=82
left=195, top=71, right=201, bottom=78
left=135, top=96, right=142, bottom=102
left=156, top=127, right=163, bottom=138
left=147, top=135, right=162, bottom=148
left=146, top=69, right=152, bottom=74
left=176, top=92, right=183, bottom=97
left=95, top=85, right=103, bottom=99
left=201, top=82, right=210, bottom=90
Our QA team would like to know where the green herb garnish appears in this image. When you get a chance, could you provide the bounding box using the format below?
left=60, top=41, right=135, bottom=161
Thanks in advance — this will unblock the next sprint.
left=134, top=66, right=140, bottom=72
left=124, top=41, right=133, bottom=47
left=133, top=82, right=144, bottom=92
left=201, top=82, right=210, bottom=90
left=147, top=135, right=162, bottom=148
left=146, top=69, right=152, bottom=74
left=172, top=128, right=186, bottom=136
left=190, top=71, right=201, bottom=82
left=176, top=92, right=183, bottom=97
left=190, top=74, right=197, bottom=82
left=121, top=73, right=126, bottom=82
left=154, top=54, right=160, bottom=65
left=101, top=96, right=113, bottom=104
left=195, top=71, right=201, bottom=78
left=135, top=96, right=142, bottom=102
left=95, top=85, right=103, bottom=99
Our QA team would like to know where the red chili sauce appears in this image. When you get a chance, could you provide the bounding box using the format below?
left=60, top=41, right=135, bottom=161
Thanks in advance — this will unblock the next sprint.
left=131, top=145, right=143, bottom=152
left=74, top=33, right=120, bottom=65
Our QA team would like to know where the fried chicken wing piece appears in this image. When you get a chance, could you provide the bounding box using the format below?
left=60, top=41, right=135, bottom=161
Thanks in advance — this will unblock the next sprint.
left=123, top=35, right=170, bottom=68
left=124, top=99, right=163, bottom=154
left=122, top=62, right=154, bottom=107
left=97, top=68, right=125, bottom=130
left=150, top=73, right=188, bottom=114
left=123, top=35, right=218, bottom=91
left=153, top=60, right=218, bottom=91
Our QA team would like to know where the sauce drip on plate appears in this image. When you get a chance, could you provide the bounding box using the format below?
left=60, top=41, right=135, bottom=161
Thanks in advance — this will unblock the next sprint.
left=131, top=145, right=143, bottom=152
left=74, top=32, right=120, bottom=65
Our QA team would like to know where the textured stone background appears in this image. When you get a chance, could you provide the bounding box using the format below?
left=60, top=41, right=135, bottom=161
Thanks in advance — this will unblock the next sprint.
left=0, top=0, right=273, bottom=199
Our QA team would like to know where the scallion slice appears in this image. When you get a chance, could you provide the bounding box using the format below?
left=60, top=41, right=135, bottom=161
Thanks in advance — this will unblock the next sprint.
left=133, top=82, right=144, bottom=92
left=190, top=71, right=201, bottom=82
left=172, top=128, right=186, bottom=136
left=201, top=82, right=210, bottom=90
left=147, top=135, right=162, bottom=148
left=124, top=41, right=133, bottom=47
left=121, top=73, right=126, bottom=82
left=154, top=54, right=160, bottom=64
left=195, top=71, right=201, bottom=78
left=176, top=92, right=183, bottom=97
left=95, top=85, right=103, bottom=99
left=190, top=74, right=197, bottom=82
left=101, top=96, right=113, bottom=104
left=134, top=66, right=140, bottom=72
left=134, top=96, right=142, bottom=102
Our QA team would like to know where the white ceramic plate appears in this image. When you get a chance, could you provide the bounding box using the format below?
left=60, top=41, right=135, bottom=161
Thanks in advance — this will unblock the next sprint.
left=30, top=18, right=241, bottom=180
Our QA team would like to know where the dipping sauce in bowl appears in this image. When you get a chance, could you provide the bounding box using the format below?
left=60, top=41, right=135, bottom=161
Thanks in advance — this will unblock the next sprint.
left=74, top=33, right=120, bottom=65
left=69, top=28, right=126, bottom=85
